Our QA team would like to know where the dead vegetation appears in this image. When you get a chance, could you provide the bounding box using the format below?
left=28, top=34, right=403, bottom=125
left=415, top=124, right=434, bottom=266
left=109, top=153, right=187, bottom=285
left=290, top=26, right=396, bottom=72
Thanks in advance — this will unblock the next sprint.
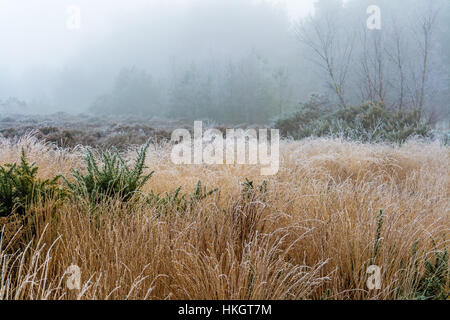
left=0, top=134, right=448, bottom=300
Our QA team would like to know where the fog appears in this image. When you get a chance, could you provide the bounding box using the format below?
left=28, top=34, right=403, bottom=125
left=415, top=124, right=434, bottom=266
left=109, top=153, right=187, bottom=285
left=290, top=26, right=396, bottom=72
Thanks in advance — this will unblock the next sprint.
left=0, top=0, right=448, bottom=126
left=0, top=0, right=311, bottom=113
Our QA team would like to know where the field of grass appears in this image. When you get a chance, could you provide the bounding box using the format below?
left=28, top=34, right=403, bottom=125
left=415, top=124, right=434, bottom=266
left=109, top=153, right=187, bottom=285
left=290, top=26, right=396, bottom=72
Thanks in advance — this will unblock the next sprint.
left=0, top=135, right=448, bottom=300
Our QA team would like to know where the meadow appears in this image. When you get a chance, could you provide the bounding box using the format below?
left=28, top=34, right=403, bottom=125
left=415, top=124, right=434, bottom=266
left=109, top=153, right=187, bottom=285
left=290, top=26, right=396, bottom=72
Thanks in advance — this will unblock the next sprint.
left=0, top=134, right=448, bottom=300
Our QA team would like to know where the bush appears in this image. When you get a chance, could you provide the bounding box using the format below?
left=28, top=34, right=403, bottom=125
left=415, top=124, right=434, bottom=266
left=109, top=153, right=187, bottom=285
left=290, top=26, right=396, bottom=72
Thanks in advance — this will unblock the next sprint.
left=0, top=149, right=61, bottom=217
left=415, top=248, right=448, bottom=300
left=273, top=94, right=332, bottom=136
left=432, top=130, right=450, bottom=146
left=148, top=180, right=218, bottom=217
left=241, top=178, right=267, bottom=201
left=275, top=98, right=431, bottom=143
left=64, top=141, right=153, bottom=203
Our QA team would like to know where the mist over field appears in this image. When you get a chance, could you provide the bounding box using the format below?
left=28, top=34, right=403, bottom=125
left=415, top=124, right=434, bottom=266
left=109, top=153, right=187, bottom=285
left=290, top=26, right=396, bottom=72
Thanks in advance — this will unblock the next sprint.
left=0, top=0, right=448, bottom=302
left=0, top=0, right=448, bottom=126
left=0, top=0, right=301, bottom=117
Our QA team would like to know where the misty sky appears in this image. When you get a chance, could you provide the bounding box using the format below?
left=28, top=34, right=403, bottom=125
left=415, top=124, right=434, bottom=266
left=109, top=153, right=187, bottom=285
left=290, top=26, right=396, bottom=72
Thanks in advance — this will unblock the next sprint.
left=0, top=0, right=316, bottom=73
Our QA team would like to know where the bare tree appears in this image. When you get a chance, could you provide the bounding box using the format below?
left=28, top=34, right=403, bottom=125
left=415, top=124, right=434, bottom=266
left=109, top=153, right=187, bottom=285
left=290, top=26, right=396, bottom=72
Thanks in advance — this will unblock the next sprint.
left=412, top=2, right=439, bottom=117
left=358, top=25, right=387, bottom=105
left=385, top=21, right=406, bottom=111
left=296, top=13, right=354, bottom=108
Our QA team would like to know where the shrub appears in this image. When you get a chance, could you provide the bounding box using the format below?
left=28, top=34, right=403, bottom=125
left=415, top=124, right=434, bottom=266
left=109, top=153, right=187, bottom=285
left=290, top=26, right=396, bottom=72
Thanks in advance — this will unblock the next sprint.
left=241, top=178, right=267, bottom=201
left=148, top=180, right=218, bottom=217
left=273, top=94, right=332, bottom=137
left=0, top=149, right=61, bottom=217
left=275, top=99, right=431, bottom=143
left=433, top=130, right=450, bottom=146
left=415, top=248, right=448, bottom=300
left=64, top=141, right=153, bottom=203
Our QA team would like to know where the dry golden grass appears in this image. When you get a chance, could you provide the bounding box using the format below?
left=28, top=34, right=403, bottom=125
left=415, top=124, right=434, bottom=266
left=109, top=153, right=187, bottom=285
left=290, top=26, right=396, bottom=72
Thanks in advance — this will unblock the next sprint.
left=0, top=135, right=448, bottom=300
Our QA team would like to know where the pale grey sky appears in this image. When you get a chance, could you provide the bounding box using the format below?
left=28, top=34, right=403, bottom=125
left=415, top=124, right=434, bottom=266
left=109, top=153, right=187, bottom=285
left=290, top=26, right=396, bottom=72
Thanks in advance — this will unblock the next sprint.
left=0, top=0, right=317, bottom=74
left=269, top=0, right=316, bottom=19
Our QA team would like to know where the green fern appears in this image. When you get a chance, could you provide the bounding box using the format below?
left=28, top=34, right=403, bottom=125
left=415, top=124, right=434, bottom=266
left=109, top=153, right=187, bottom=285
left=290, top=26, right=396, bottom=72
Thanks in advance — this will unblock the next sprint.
left=64, top=141, right=153, bottom=203
left=242, top=178, right=267, bottom=200
left=148, top=180, right=217, bottom=217
left=415, top=248, right=448, bottom=300
left=0, top=149, right=61, bottom=217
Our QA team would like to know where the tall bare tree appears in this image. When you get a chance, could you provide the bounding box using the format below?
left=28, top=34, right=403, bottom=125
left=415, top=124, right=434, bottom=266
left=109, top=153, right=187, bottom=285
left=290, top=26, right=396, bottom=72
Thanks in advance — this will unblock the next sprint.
left=358, top=26, right=387, bottom=105
left=384, top=20, right=406, bottom=111
left=296, top=12, right=354, bottom=108
left=412, top=2, right=439, bottom=117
